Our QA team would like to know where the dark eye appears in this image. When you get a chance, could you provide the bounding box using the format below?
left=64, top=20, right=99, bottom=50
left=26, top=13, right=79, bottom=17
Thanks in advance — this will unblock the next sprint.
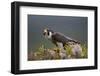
left=47, top=32, right=49, bottom=35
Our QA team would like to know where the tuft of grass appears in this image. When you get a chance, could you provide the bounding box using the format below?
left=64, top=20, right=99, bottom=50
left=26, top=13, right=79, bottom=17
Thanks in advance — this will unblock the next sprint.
left=81, top=44, right=88, bottom=58
left=64, top=45, right=72, bottom=57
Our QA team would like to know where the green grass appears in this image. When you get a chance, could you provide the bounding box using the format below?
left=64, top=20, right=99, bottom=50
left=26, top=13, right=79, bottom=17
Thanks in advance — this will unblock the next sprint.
left=81, top=44, right=88, bottom=58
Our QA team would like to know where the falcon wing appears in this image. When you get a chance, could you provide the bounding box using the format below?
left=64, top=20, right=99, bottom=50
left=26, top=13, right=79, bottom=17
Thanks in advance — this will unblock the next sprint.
left=52, top=32, right=80, bottom=44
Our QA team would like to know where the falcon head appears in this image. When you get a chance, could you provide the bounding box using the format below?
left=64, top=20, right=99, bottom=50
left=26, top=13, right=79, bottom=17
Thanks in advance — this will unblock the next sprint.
left=43, top=28, right=54, bottom=39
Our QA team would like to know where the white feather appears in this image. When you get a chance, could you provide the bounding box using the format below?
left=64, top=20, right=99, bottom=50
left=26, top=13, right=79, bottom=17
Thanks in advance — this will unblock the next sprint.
left=47, top=32, right=52, bottom=39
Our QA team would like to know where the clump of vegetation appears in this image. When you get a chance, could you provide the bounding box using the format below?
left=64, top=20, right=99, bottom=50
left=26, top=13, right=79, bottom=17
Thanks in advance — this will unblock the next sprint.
left=81, top=44, right=88, bottom=58
left=28, top=44, right=88, bottom=61
left=64, top=45, right=72, bottom=58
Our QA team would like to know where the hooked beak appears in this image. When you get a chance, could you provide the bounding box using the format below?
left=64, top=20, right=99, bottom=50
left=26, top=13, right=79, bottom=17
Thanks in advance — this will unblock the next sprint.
left=43, top=32, right=46, bottom=36
left=43, top=29, right=47, bottom=36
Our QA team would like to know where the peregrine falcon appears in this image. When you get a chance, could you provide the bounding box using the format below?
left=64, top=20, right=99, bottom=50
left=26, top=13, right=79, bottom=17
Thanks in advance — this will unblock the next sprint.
left=43, top=28, right=82, bottom=58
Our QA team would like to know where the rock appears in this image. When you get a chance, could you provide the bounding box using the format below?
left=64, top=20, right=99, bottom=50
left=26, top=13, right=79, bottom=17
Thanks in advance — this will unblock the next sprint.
left=69, top=44, right=82, bottom=58
left=59, top=49, right=67, bottom=59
